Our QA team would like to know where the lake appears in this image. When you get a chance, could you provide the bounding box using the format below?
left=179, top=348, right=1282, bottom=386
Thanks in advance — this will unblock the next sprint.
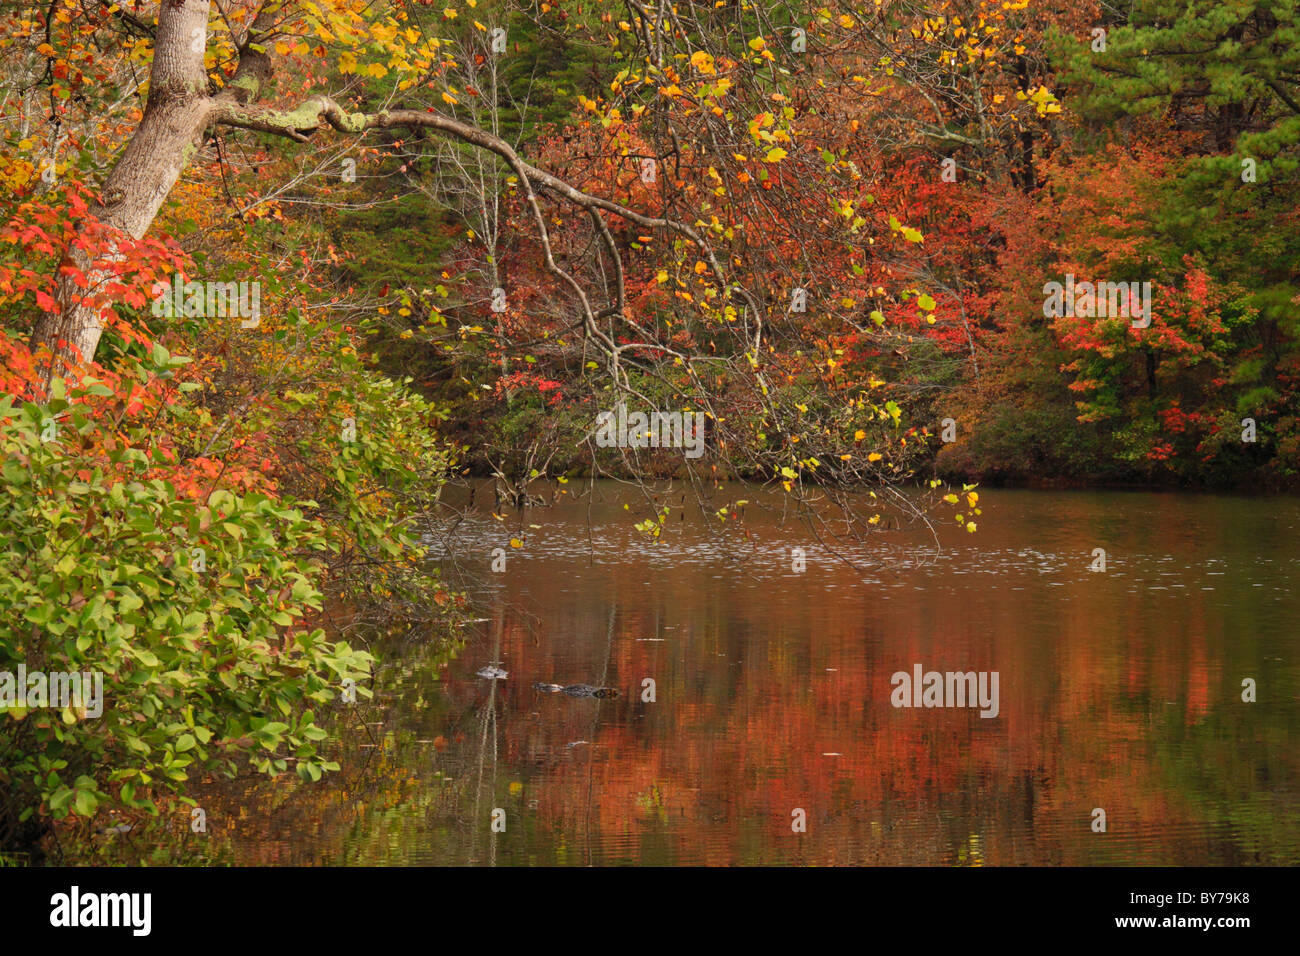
left=192, top=482, right=1300, bottom=866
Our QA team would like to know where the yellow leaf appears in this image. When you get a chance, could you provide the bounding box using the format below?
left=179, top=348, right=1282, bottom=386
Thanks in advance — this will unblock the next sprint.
left=509, top=538, right=523, bottom=549
left=764, top=147, right=787, bottom=163
left=854, top=429, right=866, bottom=441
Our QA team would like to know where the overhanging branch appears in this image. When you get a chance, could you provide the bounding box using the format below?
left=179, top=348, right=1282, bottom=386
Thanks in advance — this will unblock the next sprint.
left=211, top=93, right=759, bottom=369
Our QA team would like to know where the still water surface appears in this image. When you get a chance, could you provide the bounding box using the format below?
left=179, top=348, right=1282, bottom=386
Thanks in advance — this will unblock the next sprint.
left=213, top=483, right=1300, bottom=865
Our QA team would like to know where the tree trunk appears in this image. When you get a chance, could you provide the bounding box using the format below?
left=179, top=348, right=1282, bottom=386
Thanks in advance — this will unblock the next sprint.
left=31, top=0, right=215, bottom=376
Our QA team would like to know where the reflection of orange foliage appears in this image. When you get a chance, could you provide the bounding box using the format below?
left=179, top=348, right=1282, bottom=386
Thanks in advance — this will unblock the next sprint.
left=450, top=488, right=1290, bottom=865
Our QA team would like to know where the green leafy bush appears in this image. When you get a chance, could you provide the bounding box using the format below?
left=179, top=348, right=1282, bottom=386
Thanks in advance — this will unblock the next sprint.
left=0, top=378, right=374, bottom=855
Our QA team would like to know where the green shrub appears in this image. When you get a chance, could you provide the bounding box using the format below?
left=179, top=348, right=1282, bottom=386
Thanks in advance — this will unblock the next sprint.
left=0, top=383, right=374, bottom=856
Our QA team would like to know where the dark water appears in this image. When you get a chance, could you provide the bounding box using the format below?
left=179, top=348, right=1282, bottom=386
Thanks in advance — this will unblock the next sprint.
left=198, top=483, right=1300, bottom=866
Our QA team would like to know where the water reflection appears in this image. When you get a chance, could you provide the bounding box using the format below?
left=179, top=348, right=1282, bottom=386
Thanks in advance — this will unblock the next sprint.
left=203, top=484, right=1300, bottom=865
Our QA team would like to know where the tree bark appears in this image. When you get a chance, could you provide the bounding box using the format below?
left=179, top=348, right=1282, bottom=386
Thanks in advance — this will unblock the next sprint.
left=32, top=0, right=214, bottom=377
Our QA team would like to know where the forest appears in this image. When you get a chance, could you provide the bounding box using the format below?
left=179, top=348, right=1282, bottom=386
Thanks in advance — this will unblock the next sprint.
left=0, top=0, right=1297, bottom=865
